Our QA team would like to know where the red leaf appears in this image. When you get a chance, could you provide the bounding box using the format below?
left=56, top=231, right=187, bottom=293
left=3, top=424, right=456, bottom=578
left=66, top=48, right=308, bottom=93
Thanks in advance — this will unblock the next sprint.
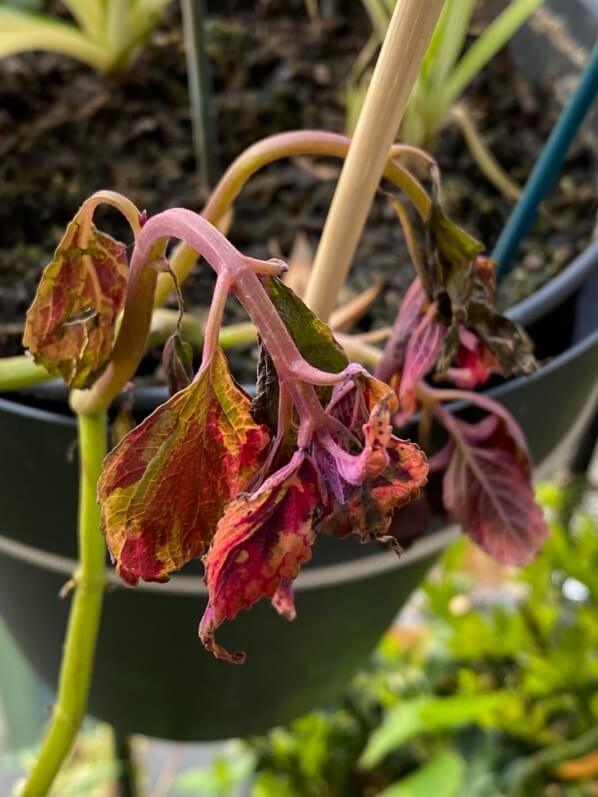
left=315, top=373, right=428, bottom=548
left=199, top=453, right=318, bottom=663
left=375, top=278, right=427, bottom=384
left=23, top=218, right=128, bottom=388
left=443, top=327, right=499, bottom=389
left=443, top=412, right=548, bottom=565
left=98, top=348, right=270, bottom=586
left=316, top=436, right=428, bottom=550
left=396, top=309, right=446, bottom=422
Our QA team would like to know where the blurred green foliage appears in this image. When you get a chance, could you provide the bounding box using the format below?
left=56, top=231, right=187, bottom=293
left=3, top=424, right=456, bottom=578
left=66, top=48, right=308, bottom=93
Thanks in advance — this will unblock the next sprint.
left=177, top=482, right=598, bottom=796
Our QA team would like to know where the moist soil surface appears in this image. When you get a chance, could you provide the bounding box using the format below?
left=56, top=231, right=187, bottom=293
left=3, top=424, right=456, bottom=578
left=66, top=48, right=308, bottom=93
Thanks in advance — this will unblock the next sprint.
left=0, top=0, right=596, bottom=384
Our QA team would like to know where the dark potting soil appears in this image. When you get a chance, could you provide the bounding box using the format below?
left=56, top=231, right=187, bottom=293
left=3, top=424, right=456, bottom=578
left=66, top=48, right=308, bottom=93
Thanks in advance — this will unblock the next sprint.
left=0, top=0, right=596, bottom=385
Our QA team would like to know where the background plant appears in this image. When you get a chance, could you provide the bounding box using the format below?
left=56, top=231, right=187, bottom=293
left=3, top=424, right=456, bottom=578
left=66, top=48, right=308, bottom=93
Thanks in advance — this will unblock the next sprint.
left=0, top=0, right=173, bottom=73
left=348, top=0, right=545, bottom=200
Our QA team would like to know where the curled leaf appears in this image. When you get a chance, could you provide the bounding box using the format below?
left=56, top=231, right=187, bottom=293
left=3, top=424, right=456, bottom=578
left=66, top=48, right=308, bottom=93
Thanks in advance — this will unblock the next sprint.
left=426, top=197, right=484, bottom=312
left=23, top=218, right=128, bottom=388
left=443, top=327, right=500, bottom=389
left=427, top=213, right=536, bottom=379
left=199, top=454, right=319, bottom=663
left=396, top=308, right=446, bottom=420
left=162, top=332, right=194, bottom=395
left=316, top=436, right=428, bottom=551
left=375, top=278, right=427, bottom=385
left=379, top=193, right=537, bottom=406
left=317, top=375, right=428, bottom=549
left=375, top=279, right=446, bottom=421
left=442, top=411, right=548, bottom=565
left=98, top=348, right=270, bottom=586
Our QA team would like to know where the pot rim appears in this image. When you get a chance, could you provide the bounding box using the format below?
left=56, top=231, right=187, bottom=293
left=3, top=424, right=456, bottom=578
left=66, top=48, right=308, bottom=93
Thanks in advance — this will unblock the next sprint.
left=0, top=525, right=458, bottom=594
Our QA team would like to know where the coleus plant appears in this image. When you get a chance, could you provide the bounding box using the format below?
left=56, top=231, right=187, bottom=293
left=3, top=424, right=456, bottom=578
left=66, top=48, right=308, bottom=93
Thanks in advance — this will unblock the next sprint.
left=21, top=157, right=547, bottom=664
left=11, top=128, right=548, bottom=796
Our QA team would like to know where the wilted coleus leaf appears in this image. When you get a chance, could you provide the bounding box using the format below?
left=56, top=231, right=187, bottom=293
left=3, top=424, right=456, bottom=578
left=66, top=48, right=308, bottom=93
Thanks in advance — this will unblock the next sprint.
left=441, top=404, right=548, bottom=565
left=316, top=436, right=429, bottom=550
left=23, top=217, right=128, bottom=388
left=375, top=278, right=427, bottom=386
left=316, top=375, right=428, bottom=549
left=397, top=306, right=446, bottom=422
left=425, top=195, right=484, bottom=310
left=425, top=202, right=536, bottom=379
left=199, top=453, right=319, bottom=663
left=98, top=348, right=270, bottom=586
left=443, top=327, right=500, bottom=389
left=374, top=279, right=445, bottom=421
left=199, top=370, right=428, bottom=664
left=377, top=202, right=537, bottom=422
left=457, top=256, right=537, bottom=379
left=263, top=276, right=348, bottom=373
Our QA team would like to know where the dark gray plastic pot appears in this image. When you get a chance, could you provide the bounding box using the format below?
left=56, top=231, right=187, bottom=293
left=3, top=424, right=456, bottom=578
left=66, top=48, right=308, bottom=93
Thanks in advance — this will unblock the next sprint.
left=0, top=242, right=597, bottom=741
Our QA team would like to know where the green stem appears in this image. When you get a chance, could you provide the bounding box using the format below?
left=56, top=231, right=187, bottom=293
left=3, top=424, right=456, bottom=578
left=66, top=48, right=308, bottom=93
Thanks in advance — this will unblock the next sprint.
left=22, top=412, right=107, bottom=797
left=147, top=308, right=258, bottom=352
left=0, top=356, right=54, bottom=392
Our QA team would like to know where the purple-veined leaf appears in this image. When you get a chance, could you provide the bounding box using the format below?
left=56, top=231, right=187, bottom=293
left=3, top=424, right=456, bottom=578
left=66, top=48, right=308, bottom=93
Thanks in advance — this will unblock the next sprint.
left=442, top=411, right=548, bottom=565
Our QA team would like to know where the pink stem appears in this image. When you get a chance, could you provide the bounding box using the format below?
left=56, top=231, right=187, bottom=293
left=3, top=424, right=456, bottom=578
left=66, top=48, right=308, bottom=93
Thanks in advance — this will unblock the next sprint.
left=72, top=208, right=348, bottom=421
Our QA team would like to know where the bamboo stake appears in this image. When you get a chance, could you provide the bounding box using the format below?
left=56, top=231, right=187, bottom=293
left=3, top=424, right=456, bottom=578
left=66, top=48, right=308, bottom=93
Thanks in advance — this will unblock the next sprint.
left=304, top=0, right=445, bottom=320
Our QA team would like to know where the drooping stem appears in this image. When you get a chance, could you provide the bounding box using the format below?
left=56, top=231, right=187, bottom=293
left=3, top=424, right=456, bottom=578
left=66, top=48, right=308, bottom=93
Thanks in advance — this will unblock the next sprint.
left=22, top=411, right=107, bottom=797
left=154, top=131, right=431, bottom=307
left=304, top=0, right=445, bottom=320
left=416, top=380, right=530, bottom=457
left=71, top=209, right=341, bottom=416
left=71, top=235, right=168, bottom=415
left=202, top=132, right=430, bottom=225
left=77, top=190, right=143, bottom=244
